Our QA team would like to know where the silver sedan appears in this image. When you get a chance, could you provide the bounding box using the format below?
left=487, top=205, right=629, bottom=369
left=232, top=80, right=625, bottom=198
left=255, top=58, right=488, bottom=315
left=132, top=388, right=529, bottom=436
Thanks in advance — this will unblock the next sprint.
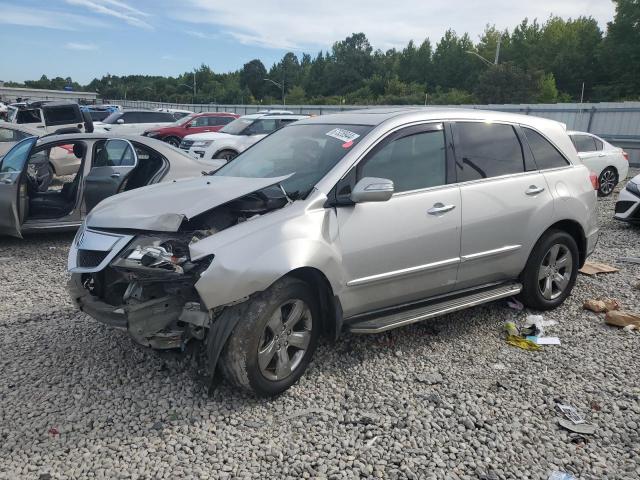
left=0, top=133, right=214, bottom=237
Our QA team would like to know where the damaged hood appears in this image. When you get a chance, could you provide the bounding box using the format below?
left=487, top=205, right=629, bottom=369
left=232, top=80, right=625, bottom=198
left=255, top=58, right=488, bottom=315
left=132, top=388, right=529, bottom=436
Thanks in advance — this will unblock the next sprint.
left=85, top=175, right=290, bottom=232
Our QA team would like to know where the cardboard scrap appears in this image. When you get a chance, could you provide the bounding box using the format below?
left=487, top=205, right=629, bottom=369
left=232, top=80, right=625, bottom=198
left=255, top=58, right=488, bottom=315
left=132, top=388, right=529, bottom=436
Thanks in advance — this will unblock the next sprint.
left=604, top=311, right=640, bottom=329
left=579, top=261, right=619, bottom=276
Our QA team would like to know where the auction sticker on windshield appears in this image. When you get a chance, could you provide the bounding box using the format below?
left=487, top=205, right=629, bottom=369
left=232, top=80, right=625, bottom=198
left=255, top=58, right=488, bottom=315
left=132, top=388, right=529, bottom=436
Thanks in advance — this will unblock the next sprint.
left=326, top=128, right=360, bottom=147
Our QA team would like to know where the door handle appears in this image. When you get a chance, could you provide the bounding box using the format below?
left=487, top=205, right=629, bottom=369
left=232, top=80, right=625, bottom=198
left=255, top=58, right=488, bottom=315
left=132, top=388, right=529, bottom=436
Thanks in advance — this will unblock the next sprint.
left=525, top=185, right=545, bottom=195
left=427, top=203, right=456, bottom=215
left=110, top=172, right=121, bottom=178
left=598, top=153, right=606, bottom=157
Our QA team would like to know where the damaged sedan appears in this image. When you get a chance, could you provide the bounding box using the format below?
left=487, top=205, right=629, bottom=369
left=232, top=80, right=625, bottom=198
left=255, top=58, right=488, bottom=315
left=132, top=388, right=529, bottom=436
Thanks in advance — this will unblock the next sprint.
left=68, top=108, right=598, bottom=396
left=0, top=133, right=212, bottom=237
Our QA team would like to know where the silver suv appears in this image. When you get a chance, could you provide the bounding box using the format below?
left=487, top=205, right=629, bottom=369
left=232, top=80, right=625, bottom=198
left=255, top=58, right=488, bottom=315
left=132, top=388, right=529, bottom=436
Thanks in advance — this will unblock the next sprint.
left=68, top=108, right=599, bottom=396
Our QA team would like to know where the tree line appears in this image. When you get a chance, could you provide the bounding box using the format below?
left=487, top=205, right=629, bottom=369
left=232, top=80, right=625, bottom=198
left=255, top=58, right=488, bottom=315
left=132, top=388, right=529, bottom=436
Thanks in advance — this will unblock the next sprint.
left=7, top=0, right=639, bottom=106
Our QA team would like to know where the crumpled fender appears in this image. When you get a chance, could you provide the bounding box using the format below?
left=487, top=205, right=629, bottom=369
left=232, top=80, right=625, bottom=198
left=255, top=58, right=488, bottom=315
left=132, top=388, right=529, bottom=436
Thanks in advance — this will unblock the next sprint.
left=191, top=194, right=344, bottom=311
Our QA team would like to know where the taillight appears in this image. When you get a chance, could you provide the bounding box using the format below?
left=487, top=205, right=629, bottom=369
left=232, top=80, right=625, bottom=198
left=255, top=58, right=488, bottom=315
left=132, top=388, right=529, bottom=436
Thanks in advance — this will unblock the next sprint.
left=622, top=151, right=629, bottom=161
left=589, top=171, right=599, bottom=190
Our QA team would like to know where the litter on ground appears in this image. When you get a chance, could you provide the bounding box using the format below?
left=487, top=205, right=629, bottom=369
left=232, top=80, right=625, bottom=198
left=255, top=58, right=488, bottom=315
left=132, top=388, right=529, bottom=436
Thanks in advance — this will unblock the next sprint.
left=605, top=311, right=640, bottom=330
left=583, top=298, right=621, bottom=313
left=579, top=261, right=619, bottom=276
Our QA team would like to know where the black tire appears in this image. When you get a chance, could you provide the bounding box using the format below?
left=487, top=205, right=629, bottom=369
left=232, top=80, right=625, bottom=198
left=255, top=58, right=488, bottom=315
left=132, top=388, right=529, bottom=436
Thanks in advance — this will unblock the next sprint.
left=214, top=149, right=237, bottom=161
left=598, top=167, right=618, bottom=197
left=164, top=136, right=181, bottom=147
left=519, top=229, right=579, bottom=310
left=218, top=277, right=319, bottom=396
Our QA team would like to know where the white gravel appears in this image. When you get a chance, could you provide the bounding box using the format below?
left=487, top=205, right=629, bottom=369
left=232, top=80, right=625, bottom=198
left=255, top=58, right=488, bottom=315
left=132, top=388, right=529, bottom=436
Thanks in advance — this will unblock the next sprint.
left=1, top=171, right=639, bottom=480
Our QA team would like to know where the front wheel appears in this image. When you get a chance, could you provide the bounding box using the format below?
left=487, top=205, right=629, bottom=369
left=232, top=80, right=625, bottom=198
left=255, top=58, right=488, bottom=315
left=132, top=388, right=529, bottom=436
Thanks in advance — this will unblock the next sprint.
left=218, top=277, right=319, bottom=396
left=519, top=230, right=579, bottom=310
left=598, top=167, right=618, bottom=197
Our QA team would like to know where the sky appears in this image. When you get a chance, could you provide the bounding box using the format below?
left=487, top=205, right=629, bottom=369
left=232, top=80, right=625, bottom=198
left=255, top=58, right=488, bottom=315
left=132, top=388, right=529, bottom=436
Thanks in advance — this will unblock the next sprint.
left=0, top=0, right=616, bottom=85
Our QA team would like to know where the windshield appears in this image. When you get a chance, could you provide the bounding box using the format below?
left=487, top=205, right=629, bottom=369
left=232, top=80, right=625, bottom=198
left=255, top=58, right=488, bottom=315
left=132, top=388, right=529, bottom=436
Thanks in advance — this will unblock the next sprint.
left=214, top=124, right=372, bottom=198
left=220, top=117, right=255, bottom=135
left=101, top=112, right=122, bottom=124
left=174, top=114, right=197, bottom=126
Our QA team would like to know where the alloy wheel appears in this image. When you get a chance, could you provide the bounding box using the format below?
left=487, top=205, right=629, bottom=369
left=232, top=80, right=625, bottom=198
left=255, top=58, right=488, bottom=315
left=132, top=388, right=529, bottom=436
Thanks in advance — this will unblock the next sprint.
left=599, top=169, right=617, bottom=196
left=537, top=244, right=573, bottom=300
left=257, top=299, right=313, bottom=381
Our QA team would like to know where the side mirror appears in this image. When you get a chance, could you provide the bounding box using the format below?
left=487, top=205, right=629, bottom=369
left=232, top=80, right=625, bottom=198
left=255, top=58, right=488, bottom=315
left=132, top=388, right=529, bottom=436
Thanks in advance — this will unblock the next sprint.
left=116, top=118, right=124, bottom=124
left=350, top=177, right=394, bottom=203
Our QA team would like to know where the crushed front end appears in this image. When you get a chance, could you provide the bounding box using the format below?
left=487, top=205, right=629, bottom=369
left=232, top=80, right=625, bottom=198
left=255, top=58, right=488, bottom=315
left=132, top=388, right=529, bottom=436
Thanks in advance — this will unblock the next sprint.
left=68, top=228, right=214, bottom=349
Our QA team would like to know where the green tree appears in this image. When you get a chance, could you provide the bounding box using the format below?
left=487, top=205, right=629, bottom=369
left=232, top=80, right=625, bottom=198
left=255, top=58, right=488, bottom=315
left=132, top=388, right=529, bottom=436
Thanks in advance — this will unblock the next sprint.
left=240, top=59, right=267, bottom=99
left=598, top=0, right=640, bottom=99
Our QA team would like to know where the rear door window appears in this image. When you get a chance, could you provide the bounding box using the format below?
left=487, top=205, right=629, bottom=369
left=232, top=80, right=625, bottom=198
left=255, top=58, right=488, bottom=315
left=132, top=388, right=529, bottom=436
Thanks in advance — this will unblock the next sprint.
left=454, top=122, right=525, bottom=181
left=93, top=139, right=136, bottom=167
left=43, top=105, right=80, bottom=125
left=570, top=134, right=596, bottom=153
left=360, top=127, right=447, bottom=192
left=523, top=128, right=570, bottom=169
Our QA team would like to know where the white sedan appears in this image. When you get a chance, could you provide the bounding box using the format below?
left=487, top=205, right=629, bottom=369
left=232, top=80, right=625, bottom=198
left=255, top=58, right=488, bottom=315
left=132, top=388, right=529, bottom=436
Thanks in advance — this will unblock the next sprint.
left=568, top=131, right=629, bottom=196
left=614, top=173, right=640, bottom=224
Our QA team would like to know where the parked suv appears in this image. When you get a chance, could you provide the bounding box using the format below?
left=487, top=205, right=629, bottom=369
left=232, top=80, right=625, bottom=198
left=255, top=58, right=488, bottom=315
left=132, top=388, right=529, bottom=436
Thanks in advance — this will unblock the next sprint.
left=93, top=110, right=176, bottom=135
left=180, top=112, right=309, bottom=165
left=68, top=108, right=598, bottom=396
left=8, top=101, right=92, bottom=134
left=142, top=112, right=239, bottom=147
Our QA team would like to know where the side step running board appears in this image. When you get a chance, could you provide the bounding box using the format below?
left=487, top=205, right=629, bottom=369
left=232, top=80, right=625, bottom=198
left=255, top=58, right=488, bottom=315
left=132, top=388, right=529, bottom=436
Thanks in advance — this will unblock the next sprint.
left=348, top=282, right=522, bottom=334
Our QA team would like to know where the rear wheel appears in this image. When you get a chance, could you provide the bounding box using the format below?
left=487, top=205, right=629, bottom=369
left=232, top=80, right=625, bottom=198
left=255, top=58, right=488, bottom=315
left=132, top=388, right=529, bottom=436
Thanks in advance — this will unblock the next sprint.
left=598, top=167, right=618, bottom=197
left=214, top=149, right=238, bottom=161
left=163, top=136, right=181, bottom=147
left=519, top=230, right=579, bottom=310
left=218, top=277, right=319, bottom=396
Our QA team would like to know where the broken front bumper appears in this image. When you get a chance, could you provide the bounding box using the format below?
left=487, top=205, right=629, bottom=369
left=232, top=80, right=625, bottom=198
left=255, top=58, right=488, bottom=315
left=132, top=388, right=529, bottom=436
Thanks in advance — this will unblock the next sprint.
left=68, top=274, right=206, bottom=349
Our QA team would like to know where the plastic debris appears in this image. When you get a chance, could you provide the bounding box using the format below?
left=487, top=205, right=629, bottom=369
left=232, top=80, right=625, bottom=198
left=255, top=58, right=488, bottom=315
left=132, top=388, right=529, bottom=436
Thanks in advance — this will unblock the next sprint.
left=506, top=297, right=524, bottom=310
left=558, top=404, right=586, bottom=424
left=548, top=471, right=577, bottom=480
left=506, top=335, right=541, bottom=351
left=604, top=311, right=640, bottom=329
left=557, top=403, right=596, bottom=435
left=579, top=261, right=619, bottom=276
left=558, top=418, right=597, bottom=435
left=48, top=427, right=59, bottom=436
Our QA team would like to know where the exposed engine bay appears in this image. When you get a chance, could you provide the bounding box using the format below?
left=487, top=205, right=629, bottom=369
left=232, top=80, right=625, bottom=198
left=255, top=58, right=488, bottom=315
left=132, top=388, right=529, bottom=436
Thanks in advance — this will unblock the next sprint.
left=73, top=185, right=289, bottom=349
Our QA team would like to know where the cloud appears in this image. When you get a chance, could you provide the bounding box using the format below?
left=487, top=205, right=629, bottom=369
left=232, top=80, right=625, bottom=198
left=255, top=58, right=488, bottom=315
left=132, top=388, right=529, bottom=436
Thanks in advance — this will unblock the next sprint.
left=185, top=30, right=220, bottom=40
left=175, top=0, right=615, bottom=51
left=0, top=3, right=108, bottom=30
left=65, top=0, right=152, bottom=29
left=65, top=42, right=99, bottom=51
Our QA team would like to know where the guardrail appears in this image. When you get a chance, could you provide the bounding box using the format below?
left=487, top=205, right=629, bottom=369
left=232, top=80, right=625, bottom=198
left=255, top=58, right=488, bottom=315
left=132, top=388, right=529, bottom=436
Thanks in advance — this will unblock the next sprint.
left=107, top=100, right=640, bottom=166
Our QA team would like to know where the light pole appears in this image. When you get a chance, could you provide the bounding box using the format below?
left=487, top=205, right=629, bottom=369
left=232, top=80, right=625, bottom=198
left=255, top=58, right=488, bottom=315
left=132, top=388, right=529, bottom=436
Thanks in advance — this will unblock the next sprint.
left=264, top=77, right=285, bottom=106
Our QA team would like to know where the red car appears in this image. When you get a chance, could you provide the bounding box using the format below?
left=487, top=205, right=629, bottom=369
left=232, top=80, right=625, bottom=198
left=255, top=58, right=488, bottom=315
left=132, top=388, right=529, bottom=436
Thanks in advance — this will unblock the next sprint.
left=142, top=112, right=239, bottom=147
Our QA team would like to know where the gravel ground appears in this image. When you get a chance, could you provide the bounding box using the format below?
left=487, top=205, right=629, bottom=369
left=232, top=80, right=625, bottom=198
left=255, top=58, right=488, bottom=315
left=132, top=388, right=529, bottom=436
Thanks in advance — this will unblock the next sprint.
left=1, top=171, right=639, bottom=480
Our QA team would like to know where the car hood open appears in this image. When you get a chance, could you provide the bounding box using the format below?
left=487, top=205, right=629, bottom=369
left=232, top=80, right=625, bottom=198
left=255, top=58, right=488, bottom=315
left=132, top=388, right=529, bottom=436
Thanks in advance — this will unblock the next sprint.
left=85, top=175, right=290, bottom=232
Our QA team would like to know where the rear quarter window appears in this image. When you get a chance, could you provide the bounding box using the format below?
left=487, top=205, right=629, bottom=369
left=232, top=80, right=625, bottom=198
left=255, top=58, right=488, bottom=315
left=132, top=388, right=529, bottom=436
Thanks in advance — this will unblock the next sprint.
left=524, top=128, right=570, bottom=169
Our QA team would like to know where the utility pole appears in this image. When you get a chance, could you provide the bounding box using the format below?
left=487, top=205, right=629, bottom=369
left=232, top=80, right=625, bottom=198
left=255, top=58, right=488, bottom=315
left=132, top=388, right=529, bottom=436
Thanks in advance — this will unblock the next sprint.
left=193, top=68, right=197, bottom=104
